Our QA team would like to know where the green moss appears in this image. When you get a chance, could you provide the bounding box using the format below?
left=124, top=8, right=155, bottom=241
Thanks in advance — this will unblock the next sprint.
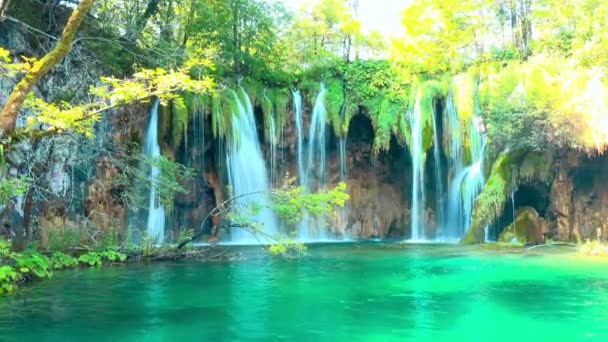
left=241, top=79, right=265, bottom=108
left=519, top=151, right=552, bottom=183
left=371, top=97, right=406, bottom=153
left=171, top=96, right=188, bottom=147
left=183, top=91, right=209, bottom=117
left=211, top=90, right=237, bottom=140
left=324, top=79, right=345, bottom=137
left=463, top=150, right=526, bottom=244
left=498, top=207, right=544, bottom=244
left=261, top=88, right=290, bottom=145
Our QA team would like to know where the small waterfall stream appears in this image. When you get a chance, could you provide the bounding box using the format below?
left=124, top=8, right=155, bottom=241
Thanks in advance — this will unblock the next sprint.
left=295, top=83, right=329, bottom=240
left=431, top=105, right=445, bottom=234
left=144, top=99, right=166, bottom=243
left=339, top=137, right=347, bottom=181
left=409, top=95, right=426, bottom=241
left=226, top=88, right=278, bottom=243
left=305, top=84, right=328, bottom=188
left=293, top=90, right=305, bottom=186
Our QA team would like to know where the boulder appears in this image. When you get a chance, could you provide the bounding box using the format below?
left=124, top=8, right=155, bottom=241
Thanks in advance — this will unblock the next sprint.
left=499, top=207, right=545, bottom=244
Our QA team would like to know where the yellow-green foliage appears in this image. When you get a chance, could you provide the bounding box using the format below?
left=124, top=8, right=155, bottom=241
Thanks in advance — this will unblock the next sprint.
left=452, top=71, right=477, bottom=163
left=463, top=150, right=525, bottom=244
left=324, top=79, right=345, bottom=137
left=453, top=72, right=476, bottom=123
left=477, top=56, right=608, bottom=152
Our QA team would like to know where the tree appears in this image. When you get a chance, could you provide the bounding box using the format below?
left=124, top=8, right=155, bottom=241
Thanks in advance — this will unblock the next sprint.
left=392, top=0, right=491, bottom=76
left=0, top=0, right=94, bottom=134
left=289, top=0, right=363, bottom=65
left=0, top=0, right=10, bottom=20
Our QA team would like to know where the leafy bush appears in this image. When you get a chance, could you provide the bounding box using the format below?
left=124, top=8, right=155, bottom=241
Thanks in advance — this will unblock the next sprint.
left=50, top=252, right=78, bottom=270
left=14, top=250, right=53, bottom=279
left=0, top=239, right=12, bottom=260
left=78, top=252, right=103, bottom=267
left=78, top=250, right=127, bottom=266
left=101, top=250, right=127, bottom=263
left=0, top=265, right=19, bottom=294
left=268, top=240, right=307, bottom=259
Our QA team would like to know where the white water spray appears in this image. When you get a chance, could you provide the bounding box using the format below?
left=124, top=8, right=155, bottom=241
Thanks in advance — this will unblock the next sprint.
left=144, top=99, right=166, bottom=243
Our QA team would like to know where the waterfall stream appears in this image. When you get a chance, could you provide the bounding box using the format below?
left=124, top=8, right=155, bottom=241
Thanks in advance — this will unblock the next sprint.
left=226, top=88, right=278, bottom=243
left=431, top=104, right=445, bottom=235
left=409, top=95, right=426, bottom=241
left=293, top=89, right=305, bottom=186
left=144, top=99, right=166, bottom=243
left=295, top=84, right=329, bottom=240
left=444, top=92, right=487, bottom=240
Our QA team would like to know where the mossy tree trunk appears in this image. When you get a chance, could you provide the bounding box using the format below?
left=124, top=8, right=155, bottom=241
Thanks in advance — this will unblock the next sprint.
left=0, top=0, right=94, bottom=134
left=0, top=0, right=11, bottom=20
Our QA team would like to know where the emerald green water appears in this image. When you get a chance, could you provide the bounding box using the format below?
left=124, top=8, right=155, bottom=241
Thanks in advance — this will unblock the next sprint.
left=2, top=243, right=608, bottom=341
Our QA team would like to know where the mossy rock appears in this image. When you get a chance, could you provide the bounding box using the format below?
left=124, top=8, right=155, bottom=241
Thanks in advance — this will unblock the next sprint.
left=498, top=207, right=544, bottom=244
left=463, top=149, right=527, bottom=244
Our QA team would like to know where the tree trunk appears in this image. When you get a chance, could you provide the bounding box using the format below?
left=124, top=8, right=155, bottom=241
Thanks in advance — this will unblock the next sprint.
left=0, top=0, right=94, bottom=135
left=130, top=0, right=162, bottom=41
left=0, top=0, right=11, bottom=20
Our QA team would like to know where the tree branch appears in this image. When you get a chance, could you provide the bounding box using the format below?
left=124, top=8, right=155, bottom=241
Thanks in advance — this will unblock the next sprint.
left=0, top=0, right=93, bottom=134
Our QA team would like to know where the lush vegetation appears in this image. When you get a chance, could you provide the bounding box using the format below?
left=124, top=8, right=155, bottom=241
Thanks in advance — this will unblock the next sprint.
left=0, top=0, right=605, bottom=281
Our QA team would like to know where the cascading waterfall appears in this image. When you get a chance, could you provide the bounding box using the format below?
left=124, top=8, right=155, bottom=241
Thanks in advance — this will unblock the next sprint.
left=409, top=95, right=426, bottom=241
left=305, top=84, right=328, bottom=188
left=293, top=90, right=305, bottom=185
left=444, top=90, right=487, bottom=240
left=266, top=94, right=277, bottom=187
left=144, top=99, right=166, bottom=243
left=297, top=83, right=329, bottom=240
left=226, top=88, right=278, bottom=243
left=431, top=106, right=445, bottom=234
left=339, top=137, right=347, bottom=181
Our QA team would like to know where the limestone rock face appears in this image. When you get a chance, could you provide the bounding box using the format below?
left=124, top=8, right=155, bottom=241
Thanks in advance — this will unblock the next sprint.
left=548, top=168, right=573, bottom=241
left=85, top=157, right=125, bottom=232
left=344, top=179, right=406, bottom=238
left=499, top=207, right=545, bottom=244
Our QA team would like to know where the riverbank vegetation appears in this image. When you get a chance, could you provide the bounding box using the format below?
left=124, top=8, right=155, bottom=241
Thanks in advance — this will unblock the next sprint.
left=0, top=0, right=606, bottom=285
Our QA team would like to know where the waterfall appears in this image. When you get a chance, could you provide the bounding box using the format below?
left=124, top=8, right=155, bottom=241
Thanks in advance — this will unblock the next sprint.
left=293, top=90, right=305, bottom=186
left=444, top=89, right=487, bottom=240
left=409, top=95, right=426, bottom=241
left=226, top=88, right=278, bottom=243
left=339, top=137, right=347, bottom=181
left=305, top=84, right=327, bottom=188
left=297, top=83, right=329, bottom=240
left=431, top=106, right=445, bottom=235
left=144, top=99, right=166, bottom=244
left=266, top=93, right=277, bottom=187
